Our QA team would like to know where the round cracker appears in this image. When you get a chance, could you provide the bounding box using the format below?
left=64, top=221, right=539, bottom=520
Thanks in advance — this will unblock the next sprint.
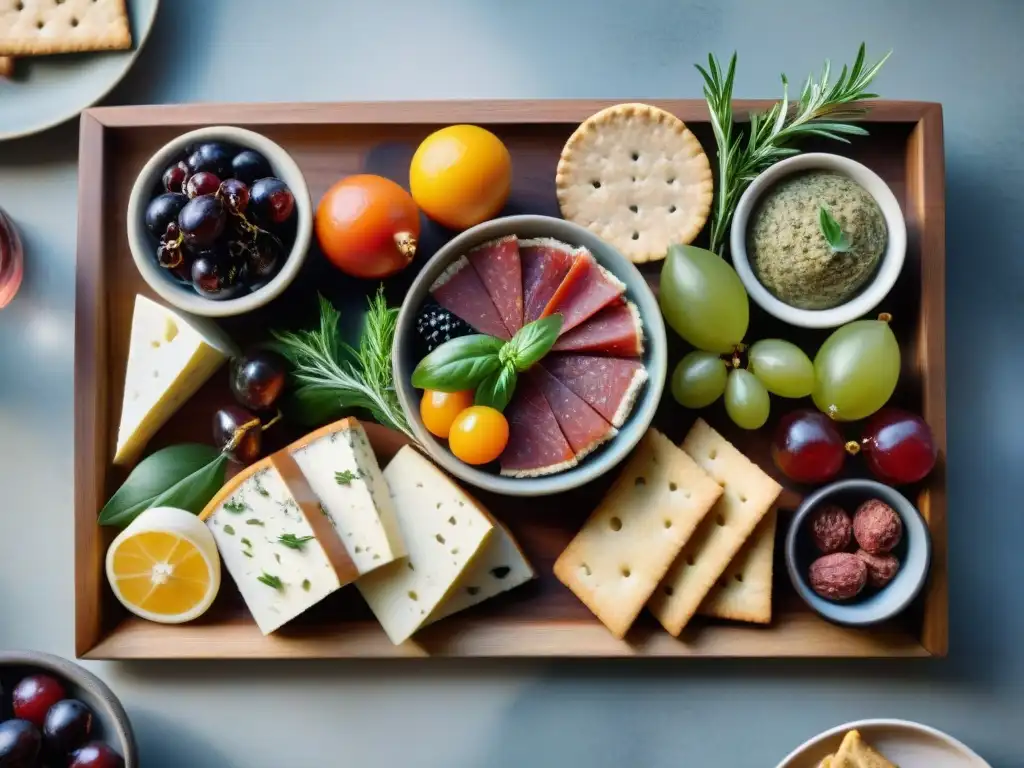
left=556, top=103, right=713, bottom=263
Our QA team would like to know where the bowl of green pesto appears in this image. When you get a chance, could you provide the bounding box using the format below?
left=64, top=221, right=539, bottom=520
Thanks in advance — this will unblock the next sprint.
left=730, top=153, right=906, bottom=329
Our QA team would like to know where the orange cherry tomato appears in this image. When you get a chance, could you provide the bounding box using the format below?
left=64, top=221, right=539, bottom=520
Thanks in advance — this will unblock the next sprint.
left=409, top=125, right=512, bottom=231
left=420, top=389, right=475, bottom=439
left=448, top=406, right=510, bottom=465
left=316, top=174, right=421, bottom=279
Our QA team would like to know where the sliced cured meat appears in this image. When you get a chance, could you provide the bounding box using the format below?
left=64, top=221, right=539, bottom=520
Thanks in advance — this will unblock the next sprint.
left=520, top=238, right=576, bottom=324
left=530, top=367, right=617, bottom=462
left=499, top=373, right=577, bottom=478
left=467, top=236, right=523, bottom=336
left=552, top=299, right=644, bottom=356
left=430, top=256, right=510, bottom=340
left=542, top=354, right=648, bottom=428
left=540, top=248, right=626, bottom=334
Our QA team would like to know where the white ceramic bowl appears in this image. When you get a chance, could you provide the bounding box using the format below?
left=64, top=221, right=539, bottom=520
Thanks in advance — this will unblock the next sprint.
left=730, top=153, right=906, bottom=329
left=126, top=126, right=312, bottom=318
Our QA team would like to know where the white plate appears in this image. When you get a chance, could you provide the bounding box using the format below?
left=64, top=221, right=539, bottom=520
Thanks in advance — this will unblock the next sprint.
left=0, top=0, right=159, bottom=141
left=775, top=719, right=990, bottom=768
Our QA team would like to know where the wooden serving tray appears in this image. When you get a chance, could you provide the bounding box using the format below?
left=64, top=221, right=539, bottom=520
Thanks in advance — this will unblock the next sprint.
left=74, top=100, right=946, bottom=659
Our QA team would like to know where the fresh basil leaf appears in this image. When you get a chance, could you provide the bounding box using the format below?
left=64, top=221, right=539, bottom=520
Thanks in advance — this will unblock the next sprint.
left=818, top=205, right=852, bottom=253
left=508, top=314, right=563, bottom=370
left=474, top=366, right=517, bottom=412
left=411, top=334, right=504, bottom=391
left=98, top=445, right=229, bottom=528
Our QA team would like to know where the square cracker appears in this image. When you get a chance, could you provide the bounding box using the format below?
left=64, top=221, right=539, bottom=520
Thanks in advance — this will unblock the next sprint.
left=0, top=0, right=132, bottom=57
left=696, top=509, right=777, bottom=624
left=648, top=419, right=782, bottom=636
left=554, top=428, right=722, bottom=638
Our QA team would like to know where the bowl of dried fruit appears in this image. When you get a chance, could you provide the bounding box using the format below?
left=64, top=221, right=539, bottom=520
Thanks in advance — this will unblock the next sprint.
left=785, top=478, right=932, bottom=627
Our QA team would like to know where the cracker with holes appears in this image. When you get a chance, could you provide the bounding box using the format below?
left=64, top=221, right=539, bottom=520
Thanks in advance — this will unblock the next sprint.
left=697, top=509, right=777, bottom=625
left=553, top=428, right=722, bottom=638
left=648, top=419, right=782, bottom=636
left=0, top=0, right=132, bottom=56
left=555, top=103, right=713, bottom=264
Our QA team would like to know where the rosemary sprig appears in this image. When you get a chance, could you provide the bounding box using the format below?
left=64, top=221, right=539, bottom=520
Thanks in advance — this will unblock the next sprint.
left=270, top=287, right=416, bottom=443
left=696, top=44, right=890, bottom=254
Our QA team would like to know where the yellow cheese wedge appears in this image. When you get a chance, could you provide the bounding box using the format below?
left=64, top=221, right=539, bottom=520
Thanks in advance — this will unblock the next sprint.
left=114, top=295, right=237, bottom=466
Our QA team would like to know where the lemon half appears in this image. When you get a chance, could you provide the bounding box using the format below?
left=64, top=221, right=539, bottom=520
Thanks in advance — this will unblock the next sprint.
left=106, top=506, right=221, bottom=624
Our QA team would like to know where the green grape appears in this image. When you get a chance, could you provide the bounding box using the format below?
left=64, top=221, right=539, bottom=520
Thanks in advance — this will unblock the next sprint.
left=724, top=368, right=770, bottom=430
left=813, top=317, right=901, bottom=421
left=748, top=339, right=815, bottom=398
left=671, top=351, right=728, bottom=408
left=659, top=244, right=749, bottom=353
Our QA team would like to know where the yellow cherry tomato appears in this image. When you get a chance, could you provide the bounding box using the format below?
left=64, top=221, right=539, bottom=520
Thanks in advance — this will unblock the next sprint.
left=409, top=125, right=512, bottom=231
left=420, top=389, right=475, bottom=439
left=448, top=406, right=510, bottom=465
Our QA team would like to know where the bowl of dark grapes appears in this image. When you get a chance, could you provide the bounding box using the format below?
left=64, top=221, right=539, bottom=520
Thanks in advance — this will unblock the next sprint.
left=0, top=650, right=137, bottom=767
left=127, top=126, right=312, bottom=317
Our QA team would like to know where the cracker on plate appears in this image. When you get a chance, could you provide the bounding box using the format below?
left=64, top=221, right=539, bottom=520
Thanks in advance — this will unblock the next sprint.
left=0, top=0, right=132, bottom=56
left=556, top=103, right=713, bottom=264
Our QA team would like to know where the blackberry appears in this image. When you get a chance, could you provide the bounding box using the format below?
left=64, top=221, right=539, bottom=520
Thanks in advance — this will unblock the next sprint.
left=415, top=300, right=473, bottom=354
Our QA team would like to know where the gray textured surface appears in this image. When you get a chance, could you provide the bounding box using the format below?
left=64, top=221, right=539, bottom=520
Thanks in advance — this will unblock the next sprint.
left=1, top=1, right=1021, bottom=766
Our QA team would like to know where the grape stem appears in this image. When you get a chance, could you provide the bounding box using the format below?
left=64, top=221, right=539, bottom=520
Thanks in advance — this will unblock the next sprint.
left=845, top=440, right=861, bottom=455
left=394, top=232, right=417, bottom=260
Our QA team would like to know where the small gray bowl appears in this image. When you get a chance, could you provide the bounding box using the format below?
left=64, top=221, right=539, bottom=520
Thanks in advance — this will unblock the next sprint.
left=0, top=650, right=137, bottom=765
left=393, top=215, right=667, bottom=497
left=786, top=479, right=932, bottom=627
left=126, top=126, right=312, bottom=318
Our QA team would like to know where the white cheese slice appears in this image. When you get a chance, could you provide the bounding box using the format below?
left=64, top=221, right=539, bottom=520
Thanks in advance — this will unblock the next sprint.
left=201, top=450, right=359, bottom=635
left=114, top=295, right=237, bottom=466
left=289, top=418, right=406, bottom=575
left=357, top=446, right=494, bottom=645
left=425, top=519, right=535, bottom=626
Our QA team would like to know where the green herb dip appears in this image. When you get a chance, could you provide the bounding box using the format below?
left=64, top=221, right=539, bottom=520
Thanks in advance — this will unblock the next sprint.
left=747, top=170, right=887, bottom=310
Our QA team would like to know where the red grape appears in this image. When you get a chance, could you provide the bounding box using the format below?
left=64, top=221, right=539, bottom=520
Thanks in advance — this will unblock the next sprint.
left=161, top=162, right=188, bottom=193
left=185, top=171, right=222, bottom=199
left=217, top=178, right=250, bottom=215
left=11, top=675, right=66, bottom=727
left=69, top=741, right=125, bottom=768
left=772, top=409, right=846, bottom=483
left=860, top=408, right=937, bottom=484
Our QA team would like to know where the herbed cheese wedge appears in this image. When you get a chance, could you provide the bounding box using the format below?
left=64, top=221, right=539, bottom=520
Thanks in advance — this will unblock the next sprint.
left=201, top=450, right=359, bottom=635
left=289, top=418, right=407, bottom=575
left=357, top=446, right=495, bottom=645
left=425, top=517, right=535, bottom=627
left=114, top=295, right=237, bottom=466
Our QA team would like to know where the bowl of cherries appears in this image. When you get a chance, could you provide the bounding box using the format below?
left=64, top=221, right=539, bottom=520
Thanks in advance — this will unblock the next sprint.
left=126, top=126, right=312, bottom=317
left=0, top=650, right=136, bottom=767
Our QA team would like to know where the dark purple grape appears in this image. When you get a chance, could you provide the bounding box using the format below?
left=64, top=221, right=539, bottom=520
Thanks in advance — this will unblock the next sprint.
left=217, top=178, right=250, bottom=215
left=230, top=350, right=287, bottom=411
left=163, top=221, right=180, bottom=242
left=185, top=171, right=221, bottom=199
left=178, top=195, right=226, bottom=248
left=0, top=719, right=42, bottom=767
left=214, top=405, right=262, bottom=463
left=43, top=699, right=93, bottom=756
left=247, top=230, right=283, bottom=281
left=69, top=742, right=125, bottom=768
left=161, top=162, right=189, bottom=193
left=249, top=178, right=295, bottom=225
left=144, top=192, right=188, bottom=238
left=185, top=142, right=234, bottom=178
left=191, top=252, right=248, bottom=300
left=231, top=150, right=273, bottom=185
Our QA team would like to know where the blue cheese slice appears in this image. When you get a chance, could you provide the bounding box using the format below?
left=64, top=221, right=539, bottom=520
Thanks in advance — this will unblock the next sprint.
left=115, top=295, right=237, bottom=466
left=288, top=418, right=406, bottom=575
left=357, top=446, right=494, bottom=645
left=425, top=519, right=535, bottom=626
left=201, top=450, right=359, bottom=635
